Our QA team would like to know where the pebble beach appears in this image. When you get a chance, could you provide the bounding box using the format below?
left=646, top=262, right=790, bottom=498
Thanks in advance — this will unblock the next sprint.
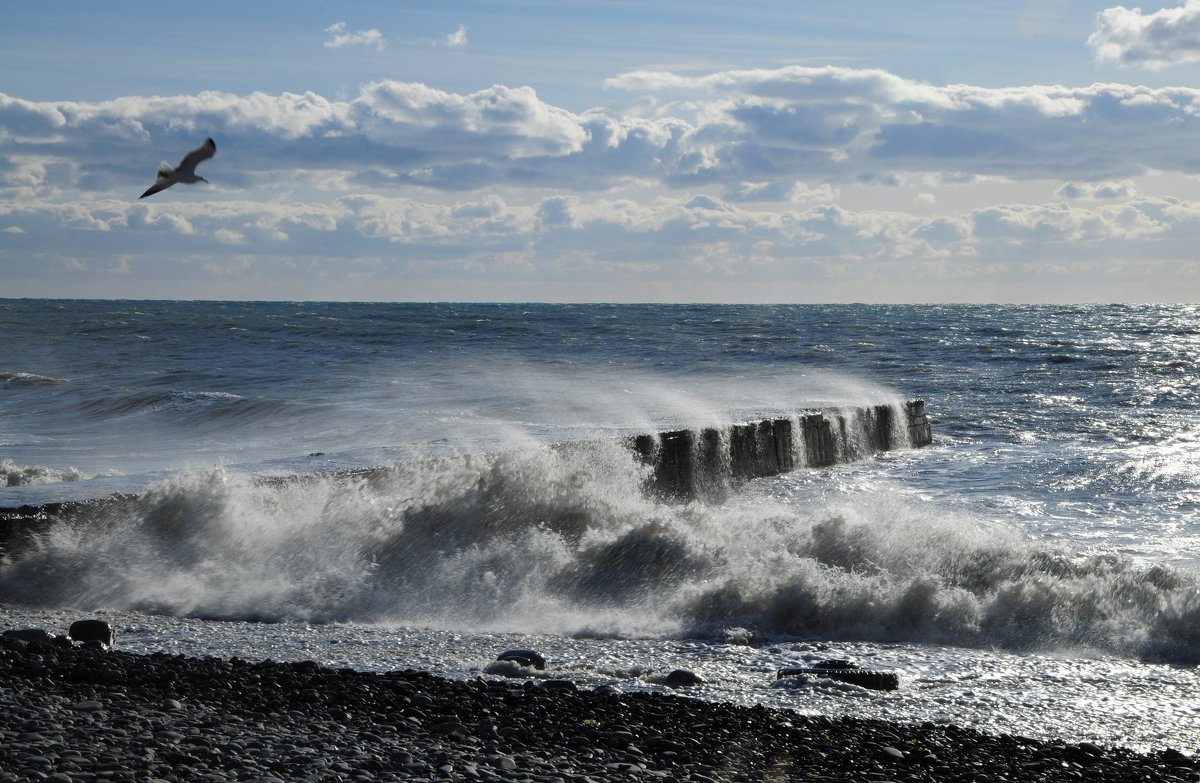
left=2, top=631, right=1197, bottom=783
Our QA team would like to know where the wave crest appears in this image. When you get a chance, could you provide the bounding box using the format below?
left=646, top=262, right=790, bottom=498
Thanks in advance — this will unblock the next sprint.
left=2, top=442, right=1198, bottom=664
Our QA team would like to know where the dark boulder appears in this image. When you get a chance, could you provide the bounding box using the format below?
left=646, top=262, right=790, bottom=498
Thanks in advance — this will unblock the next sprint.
left=3, top=628, right=52, bottom=645
left=69, top=619, right=115, bottom=648
left=540, top=679, right=578, bottom=691
left=663, top=669, right=705, bottom=687
left=496, top=649, right=546, bottom=670
left=777, top=659, right=900, bottom=691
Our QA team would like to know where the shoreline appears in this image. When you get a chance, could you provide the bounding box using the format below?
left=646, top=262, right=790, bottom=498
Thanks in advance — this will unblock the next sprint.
left=2, top=634, right=1196, bottom=782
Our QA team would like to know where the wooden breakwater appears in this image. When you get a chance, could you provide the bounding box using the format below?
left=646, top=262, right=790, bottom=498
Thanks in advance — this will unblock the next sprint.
left=630, top=399, right=931, bottom=499
left=0, top=400, right=932, bottom=555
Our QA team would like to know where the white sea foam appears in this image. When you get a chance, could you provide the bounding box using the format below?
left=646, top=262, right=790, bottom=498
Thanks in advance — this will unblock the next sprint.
left=3, top=411, right=1197, bottom=668
left=1, top=459, right=91, bottom=487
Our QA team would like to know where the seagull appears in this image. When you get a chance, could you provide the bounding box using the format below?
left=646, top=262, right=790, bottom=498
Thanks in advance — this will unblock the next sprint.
left=139, top=137, right=217, bottom=199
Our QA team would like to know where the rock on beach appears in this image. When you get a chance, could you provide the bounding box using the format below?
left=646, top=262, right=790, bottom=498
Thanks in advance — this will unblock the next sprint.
left=1, top=630, right=1198, bottom=782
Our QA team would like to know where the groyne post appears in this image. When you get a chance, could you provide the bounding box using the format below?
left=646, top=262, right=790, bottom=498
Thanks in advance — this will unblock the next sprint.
left=907, top=400, right=932, bottom=446
left=1, top=400, right=934, bottom=551
left=634, top=399, right=932, bottom=499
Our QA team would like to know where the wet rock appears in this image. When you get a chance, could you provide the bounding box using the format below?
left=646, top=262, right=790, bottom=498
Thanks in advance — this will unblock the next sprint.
left=496, top=648, right=546, bottom=669
left=68, top=619, right=115, bottom=648
left=663, top=669, right=705, bottom=687
left=540, top=679, right=578, bottom=691
left=776, top=659, right=901, bottom=691
left=431, top=720, right=469, bottom=738
left=2, top=628, right=52, bottom=645
left=0, top=640, right=1192, bottom=783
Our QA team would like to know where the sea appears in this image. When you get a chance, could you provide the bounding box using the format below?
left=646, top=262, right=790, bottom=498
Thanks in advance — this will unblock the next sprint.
left=1, top=299, right=1198, bottom=753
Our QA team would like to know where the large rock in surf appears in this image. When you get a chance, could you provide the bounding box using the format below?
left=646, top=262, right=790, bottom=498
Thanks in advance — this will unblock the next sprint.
left=663, top=668, right=705, bottom=687
left=69, top=619, right=115, bottom=648
left=496, top=649, right=546, bottom=670
left=777, top=659, right=900, bottom=691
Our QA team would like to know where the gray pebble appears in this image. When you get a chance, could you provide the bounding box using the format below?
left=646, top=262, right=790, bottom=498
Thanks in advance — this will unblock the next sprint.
left=0, top=639, right=1191, bottom=783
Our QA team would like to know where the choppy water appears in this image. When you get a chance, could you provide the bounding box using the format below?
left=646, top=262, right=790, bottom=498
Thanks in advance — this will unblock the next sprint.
left=2, top=300, right=1199, bottom=752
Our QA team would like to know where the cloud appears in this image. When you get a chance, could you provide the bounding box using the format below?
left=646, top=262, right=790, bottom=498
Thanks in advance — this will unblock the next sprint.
left=606, top=66, right=1200, bottom=185
left=722, top=180, right=838, bottom=203
left=1089, top=2, right=1200, bottom=69
left=1053, top=180, right=1139, bottom=201
left=537, top=195, right=580, bottom=229
left=445, top=25, right=469, bottom=48
left=0, top=191, right=1191, bottom=295
left=324, top=22, right=386, bottom=51
left=10, top=66, right=1200, bottom=202
left=4, top=64, right=1200, bottom=299
left=398, top=25, right=470, bottom=49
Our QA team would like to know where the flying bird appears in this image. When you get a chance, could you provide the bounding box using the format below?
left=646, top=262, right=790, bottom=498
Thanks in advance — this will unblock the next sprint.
left=139, top=137, right=217, bottom=199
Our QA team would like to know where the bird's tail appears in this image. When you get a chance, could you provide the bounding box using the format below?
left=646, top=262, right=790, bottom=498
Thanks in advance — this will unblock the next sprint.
left=156, top=163, right=174, bottom=181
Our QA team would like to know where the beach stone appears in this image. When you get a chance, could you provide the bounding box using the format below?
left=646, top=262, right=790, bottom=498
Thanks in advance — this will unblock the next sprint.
left=645, top=737, right=686, bottom=753
left=0, top=635, right=1194, bottom=783
left=69, top=619, right=115, bottom=648
left=432, top=720, right=469, bottom=738
left=497, top=649, right=547, bottom=670
left=540, top=679, right=578, bottom=691
left=3, top=628, right=52, bottom=645
left=663, top=669, right=704, bottom=687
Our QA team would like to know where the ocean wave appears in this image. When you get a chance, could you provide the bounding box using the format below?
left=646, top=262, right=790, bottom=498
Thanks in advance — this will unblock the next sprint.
left=0, top=371, right=69, bottom=386
left=63, top=387, right=290, bottom=429
left=1, top=437, right=1197, bottom=665
left=2, top=459, right=86, bottom=487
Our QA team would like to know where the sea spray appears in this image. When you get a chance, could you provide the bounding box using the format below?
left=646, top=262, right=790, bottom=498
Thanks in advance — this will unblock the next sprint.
left=3, top=433, right=1199, bottom=664
left=1, top=459, right=89, bottom=486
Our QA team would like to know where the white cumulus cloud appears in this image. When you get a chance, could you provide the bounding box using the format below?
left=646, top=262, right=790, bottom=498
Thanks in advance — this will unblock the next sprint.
left=324, top=22, right=386, bottom=51
left=1054, top=180, right=1139, bottom=201
left=10, top=67, right=1200, bottom=201
left=445, top=25, right=469, bottom=48
left=5, top=64, right=1200, bottom=300
left=1089, top=1, right=1200, bottom=68
left=3, top=188, right=1199, bottom=300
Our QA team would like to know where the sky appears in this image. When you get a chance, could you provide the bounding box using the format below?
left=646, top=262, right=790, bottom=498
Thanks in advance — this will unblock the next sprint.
left=5, top=1, right=1200, bottom=302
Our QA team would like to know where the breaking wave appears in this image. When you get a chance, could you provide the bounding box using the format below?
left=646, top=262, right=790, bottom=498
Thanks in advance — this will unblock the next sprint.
left=2, top=429, right=1198, bottom=665
left=0, top=459, right=119, bottom=487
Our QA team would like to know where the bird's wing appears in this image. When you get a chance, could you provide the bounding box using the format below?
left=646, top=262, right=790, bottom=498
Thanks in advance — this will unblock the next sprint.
left=140, top=179, right=174, bottom=199
left=176, top=138, right=216, bottom=174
